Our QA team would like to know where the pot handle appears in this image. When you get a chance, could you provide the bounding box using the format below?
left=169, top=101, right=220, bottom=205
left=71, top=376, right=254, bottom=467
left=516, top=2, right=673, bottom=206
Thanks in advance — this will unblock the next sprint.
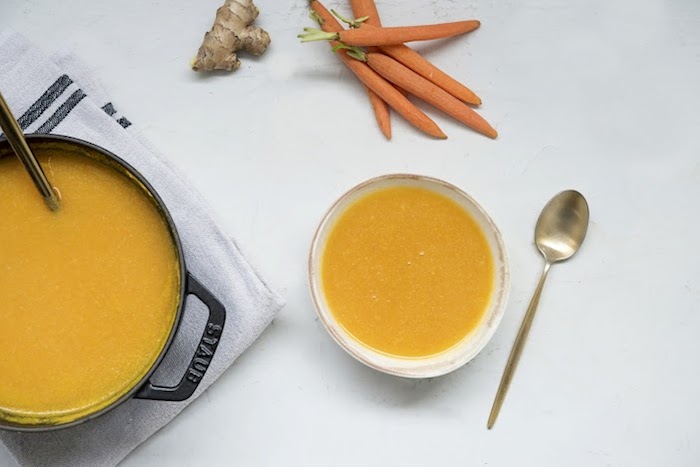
left=135, top=273, right=226, bottom=401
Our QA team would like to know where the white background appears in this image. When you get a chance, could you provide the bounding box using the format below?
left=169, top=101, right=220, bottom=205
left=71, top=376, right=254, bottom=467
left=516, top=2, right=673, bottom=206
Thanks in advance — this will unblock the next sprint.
left=2, top=0, right=700, bottom=465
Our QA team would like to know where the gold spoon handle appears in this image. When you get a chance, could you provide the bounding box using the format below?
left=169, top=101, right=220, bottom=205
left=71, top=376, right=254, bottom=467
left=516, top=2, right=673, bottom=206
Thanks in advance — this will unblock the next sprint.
left=0, top=90, right=60, bottom=211
left=488, top=261, right=551, bottom=429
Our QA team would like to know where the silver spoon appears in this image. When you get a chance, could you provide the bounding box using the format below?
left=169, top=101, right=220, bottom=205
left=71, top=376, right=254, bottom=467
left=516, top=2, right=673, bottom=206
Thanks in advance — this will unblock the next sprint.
left=0, top=90, right=61, bottom=211
left=487, top=190, right=589, bottom=429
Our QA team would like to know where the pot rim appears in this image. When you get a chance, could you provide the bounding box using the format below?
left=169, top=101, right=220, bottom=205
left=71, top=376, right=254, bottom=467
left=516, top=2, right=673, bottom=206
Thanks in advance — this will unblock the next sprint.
left=0, top=134, right=188, bottom=432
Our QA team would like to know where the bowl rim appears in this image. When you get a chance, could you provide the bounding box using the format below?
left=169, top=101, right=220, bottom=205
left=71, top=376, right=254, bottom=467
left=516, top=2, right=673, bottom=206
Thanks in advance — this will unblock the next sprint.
left=308, top=173, right=510, bottom=378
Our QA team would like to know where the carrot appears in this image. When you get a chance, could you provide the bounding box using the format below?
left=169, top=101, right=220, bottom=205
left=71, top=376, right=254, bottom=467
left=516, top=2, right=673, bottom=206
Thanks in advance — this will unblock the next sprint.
left=309, top=0, right=446, bottom=139
left=344, top=49, right=496, bottom=138
left=299, top=20, right=481, bottom=46
left=366, top=87, right=392, bottom=139
left=350, top=0, right=382, bottom=27
left=311, top=2, right=390, bottom=139
left=346, top=1, right=391, bottom=138
left=379, top=42, right=482, bottom=105
left=346, top=5, right=417, bottom=105
left=342, top=58, right=448, bottom=138
left=370, top=52, right=496, bottom=137
left=335, top=9, right=481, bottom=105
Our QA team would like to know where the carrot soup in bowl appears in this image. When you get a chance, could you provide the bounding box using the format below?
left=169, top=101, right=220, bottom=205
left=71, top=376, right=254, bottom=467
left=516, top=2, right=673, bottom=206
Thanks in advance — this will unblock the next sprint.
left=309, top=175, right=509, bottom=378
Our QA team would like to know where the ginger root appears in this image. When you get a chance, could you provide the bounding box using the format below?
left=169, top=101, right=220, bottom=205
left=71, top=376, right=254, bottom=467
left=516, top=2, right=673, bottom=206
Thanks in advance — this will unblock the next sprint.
left=192, top=0, right=271, bottom=72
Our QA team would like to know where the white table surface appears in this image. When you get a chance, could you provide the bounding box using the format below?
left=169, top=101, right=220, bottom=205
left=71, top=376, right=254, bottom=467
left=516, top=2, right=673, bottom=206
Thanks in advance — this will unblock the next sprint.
left=2, top=0, right=700, bottom=466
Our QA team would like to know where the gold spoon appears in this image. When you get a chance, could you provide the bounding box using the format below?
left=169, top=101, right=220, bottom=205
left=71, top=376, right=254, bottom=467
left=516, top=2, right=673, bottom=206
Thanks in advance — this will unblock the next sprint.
left=488, top=190, right=589, bottom=429
left=0, top=90, right=61, bottom=211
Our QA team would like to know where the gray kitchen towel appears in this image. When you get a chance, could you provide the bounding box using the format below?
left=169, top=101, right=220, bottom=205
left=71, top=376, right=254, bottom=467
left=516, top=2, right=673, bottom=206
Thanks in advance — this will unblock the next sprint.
left=0, top=30, right=284, bottom=467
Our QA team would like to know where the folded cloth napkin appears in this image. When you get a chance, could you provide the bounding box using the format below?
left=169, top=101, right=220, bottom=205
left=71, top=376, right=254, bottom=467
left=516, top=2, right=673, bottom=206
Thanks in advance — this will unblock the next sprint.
left=0, top=30, right=284, bottom=467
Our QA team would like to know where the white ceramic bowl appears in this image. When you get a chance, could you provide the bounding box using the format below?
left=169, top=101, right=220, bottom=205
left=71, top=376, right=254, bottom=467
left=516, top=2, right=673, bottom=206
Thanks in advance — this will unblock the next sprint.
left=309, top=174, right=510, bottom=378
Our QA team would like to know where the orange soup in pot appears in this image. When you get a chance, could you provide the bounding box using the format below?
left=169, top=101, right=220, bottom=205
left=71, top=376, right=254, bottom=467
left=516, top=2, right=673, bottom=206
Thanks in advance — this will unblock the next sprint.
left=0, top=148, right=180, bottom=426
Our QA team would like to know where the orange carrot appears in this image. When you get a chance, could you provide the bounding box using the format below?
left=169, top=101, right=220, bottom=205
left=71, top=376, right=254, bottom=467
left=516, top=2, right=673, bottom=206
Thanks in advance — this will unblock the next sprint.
left=300, top=20, right=481, bottom=46
left=378, top=42, right=481, bottom=105
left=312, top=2, right=390, bottom=139
left=337, top=52, right=446, bottom=139
left=366, top=87, right=391, bottom=139
left=309, top=0, right=446, bottom=139
left=348, top=3, right=416, bottom=108
left=338, top=7, right=481, bottom=105
left=343, top=56, right=449, bottom=138
left=347, top=1, right=391, bottom=138
left=355, top=50, right=496, bottom=138
left=350, top=0, right=382, bottom=27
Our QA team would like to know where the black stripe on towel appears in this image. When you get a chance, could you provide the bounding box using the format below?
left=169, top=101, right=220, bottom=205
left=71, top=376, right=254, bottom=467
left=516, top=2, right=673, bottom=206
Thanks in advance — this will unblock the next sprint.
left=101, top=102, right=116, bottom=116
left=117, top=116, right=131, bottom=128
left=35, top=89, right=87, bottom=134
left=16, top=74, right=73, bottom=130
left=102, top=102, right=132, bottom=129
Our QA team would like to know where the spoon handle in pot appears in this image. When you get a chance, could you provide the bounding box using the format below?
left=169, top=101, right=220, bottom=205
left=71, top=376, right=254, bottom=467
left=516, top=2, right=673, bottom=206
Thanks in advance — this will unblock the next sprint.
left=0, top=91, right=61, bottom=211
left=488, top=261, right=551, bottom=429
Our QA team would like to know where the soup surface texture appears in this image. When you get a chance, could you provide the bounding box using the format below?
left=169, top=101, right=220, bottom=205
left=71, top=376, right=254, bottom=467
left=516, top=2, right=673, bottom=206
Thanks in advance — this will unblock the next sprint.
left=0, top=148, right=180, bottom=426
left=321, top=185, right=494, bottom=357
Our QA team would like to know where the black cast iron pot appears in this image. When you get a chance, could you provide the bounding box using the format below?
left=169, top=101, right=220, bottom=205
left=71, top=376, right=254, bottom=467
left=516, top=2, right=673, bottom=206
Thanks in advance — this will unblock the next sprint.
left=0, top=134, right=226, bottom=431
